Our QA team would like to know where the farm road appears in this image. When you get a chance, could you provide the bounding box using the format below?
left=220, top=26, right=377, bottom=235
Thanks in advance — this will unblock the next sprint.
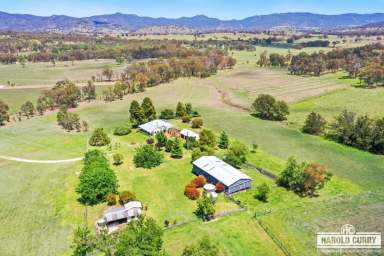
left=0, top=155, right=82, bottom=164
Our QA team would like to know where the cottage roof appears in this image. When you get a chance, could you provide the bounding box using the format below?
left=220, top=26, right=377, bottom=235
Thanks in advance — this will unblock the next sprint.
left=138, top=120, right=173, bottom=134
left=180, top=129, right=199, bottom=139
left=193, top=156, right=251, bottom=186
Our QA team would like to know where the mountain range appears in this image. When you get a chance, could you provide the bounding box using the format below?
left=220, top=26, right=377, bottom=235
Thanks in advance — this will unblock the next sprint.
left=1, top=11, right=384, bottom=33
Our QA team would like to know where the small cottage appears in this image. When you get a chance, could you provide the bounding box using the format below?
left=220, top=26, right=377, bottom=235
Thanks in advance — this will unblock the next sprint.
left=138, top=120, right=172, bottom=135
left=180, top=129, right=199, bottom=140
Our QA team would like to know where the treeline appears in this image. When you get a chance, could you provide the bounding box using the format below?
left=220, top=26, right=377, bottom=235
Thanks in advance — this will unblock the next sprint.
left=288, top=43, right=384, bottom=87
left=303, top=110, right=384, bottom=155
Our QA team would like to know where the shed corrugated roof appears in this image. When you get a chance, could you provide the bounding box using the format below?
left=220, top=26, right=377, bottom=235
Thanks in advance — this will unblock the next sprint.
left=193, top=156, right=251, bottom=186
left=180, top=129, right=199, bottom=139
left=138, top=120, right=172, bottom=134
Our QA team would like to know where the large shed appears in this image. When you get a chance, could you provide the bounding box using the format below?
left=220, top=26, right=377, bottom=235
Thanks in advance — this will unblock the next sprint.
left=138, top=120, right=173, bottom=135
left=192, top=156, right=252, bottom=194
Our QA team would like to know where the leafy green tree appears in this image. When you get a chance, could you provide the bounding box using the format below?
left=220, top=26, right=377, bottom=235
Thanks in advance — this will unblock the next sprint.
left=57, top=108, right=81, bottom=132
left=176, top=102, right=187, bottom=118
left=0, top=100, right=9, bottom=125
left=191, top=118, right=203, bottom=128
left=155, top=132, right=168, bottom=148
left=82, top=81, right=96, bottom=102
left=20, top=101, right=35, bottom=118
left=77, top=151, right=118, bottom=205
left=352, top=115, right=374, bottom=151
left=141, top=97, right=157, bottom=121
left=224, top=141, right=248, bottom=168
left=165, top=139, right=174, bottom=152
left=191, top=148, right=209, bottom=161
left=71, top=225, right=95, bottom=256
left=119, top=190, right=136, bottom=204
left=328, top=110, right=356, bottom=145
left=218, top=131, right=229, bottom=149
left=303, top=112, right=327, bottom=135
left=252, top=94, right=289, bottom=121
left=36, top=96, right=48, bottom=115
left=255, top=183, right=270, bottom=202
left=133, top=145, right=164, bottom=168
left=195, top=192, right=215, bottom=221
left=129, top=100, right=146, bottom=127
left=89, top=128, right=110, bottom=146
left=96, top=229, right=116, bottom=256
left=115, top=216, right=164, bottom=256
left=171, top=138, right=183, bottom=159
left=159, top=109, right=174, bottom=119
left=185, top=103, right=193, bottom=116
left=277, top=157, right=306, bottom=193
left=45, top=80, right=81, bottom=108
left=199, top=129, right=216, bottom=148
left=182, top=237, right=219, bottom=256
left=113, top=126, right=131, bottom=136
left=372, top=118, right=384, bottom=154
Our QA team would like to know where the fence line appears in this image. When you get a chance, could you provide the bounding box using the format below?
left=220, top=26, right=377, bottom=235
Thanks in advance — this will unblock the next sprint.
left=243, top=163, right=278, bottom=180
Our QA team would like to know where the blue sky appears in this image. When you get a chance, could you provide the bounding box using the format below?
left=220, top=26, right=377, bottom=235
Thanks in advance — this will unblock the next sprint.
left=1, top=0, right=384, bottom=19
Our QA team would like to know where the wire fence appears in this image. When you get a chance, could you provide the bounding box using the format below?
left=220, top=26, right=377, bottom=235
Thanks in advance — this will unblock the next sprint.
left=243, top=163, right=278, bottom=180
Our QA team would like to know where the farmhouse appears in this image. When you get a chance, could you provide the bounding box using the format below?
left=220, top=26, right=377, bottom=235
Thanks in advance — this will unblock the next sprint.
left=96, top=201, right=143, bottom=234
left=138, top=120, right=173, bottom=135
left=192, top=156, right=252, bottom=194
left=180, top=129, right=199, bottom=140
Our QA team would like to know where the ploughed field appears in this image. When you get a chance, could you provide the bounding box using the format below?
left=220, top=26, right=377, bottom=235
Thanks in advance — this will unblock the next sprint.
left=0, top=48, right=383, bottom=255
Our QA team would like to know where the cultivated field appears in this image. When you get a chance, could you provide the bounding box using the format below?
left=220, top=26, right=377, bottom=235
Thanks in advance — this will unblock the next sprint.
left=0, top=45, right=383, bottom=255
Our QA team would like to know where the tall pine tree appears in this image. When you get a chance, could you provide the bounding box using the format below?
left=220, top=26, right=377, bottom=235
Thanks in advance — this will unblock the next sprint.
left=141, top=97, right=156, bottom=121
left=129, top=100, right=146, bottom=127
left=171, top=138, right=183, bottom=158
left=176, top=102, right=186, bottom=118
left=219, top=131, right=229, bottom=149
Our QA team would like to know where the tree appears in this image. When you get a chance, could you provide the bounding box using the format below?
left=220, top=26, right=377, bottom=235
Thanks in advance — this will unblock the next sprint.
left=0, top=100, right=9, bottom=126
left=277, top=157, right=306, bottom=194
left=328, top=110, right=356, bottom=146
left=159, top=109, right=174, bottom=119
left=71, top=225, right=95, bottom=256
left=113, top=153, right=124, bottom=166
left=171, top=138, right=183, bottom=159
left=193, top=175, right=207, bottom=188
left=102, top=66, right=114, bottom=81
left=82, top=81, right=96, bottom=102
left=141, top=97, right=157, bottom=121
left=20, top=101, right=35, bottom=118
left=89, top=128, right=110, bottom=147
left=218, top=131, right=229, bottom=149
left=129, top=100, right=146, bottom=127
left=257, top=50, right=268, bottom=67
left=57, top=108, right=81, bottom=132
left=119, top=190, right=136, bottom=204
left=45, top=80, right=81, bottom=109
left=115, top=216, right=164, bottom=256
left=199, top=129, right=216, bottom=148
left=303, top=164, right=331, bottom=197
left=176, top=102, right=187, bottom=118
left=165, top=139, right=174, bottom=152
left=36, top=96, right=48, bottom=115
left=195, top=192, right=215, bottom=221
left=191, top=118, right=203, bottom=129
left=302, top=112, right=327, bottom=135
left=372, top=118, right=384, bottom=154
left=224, top=141, right=248, bottom=168
left=106, top=193, right=117, bottom=206
left=77, top=150, right=118, bottom=205
left=133, top=145, right=164, bottom=168
left=255, top=183, right=270, bottom=202
left=182, top=237, right=219, bottom=256
left=155, top=132, right=168, bottom=148
left=185, top=103, right=193, bottom=116
left=252, top=94, right=289, bottom=121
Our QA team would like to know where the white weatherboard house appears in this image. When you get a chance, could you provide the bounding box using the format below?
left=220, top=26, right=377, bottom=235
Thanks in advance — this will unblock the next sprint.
left=180, top=129, right=199, bottom=140
left=96, top=201, right=143, bottom=234
left=192, top=156, right=252, bottom=194
left=138, top=120, right=172, bottom=135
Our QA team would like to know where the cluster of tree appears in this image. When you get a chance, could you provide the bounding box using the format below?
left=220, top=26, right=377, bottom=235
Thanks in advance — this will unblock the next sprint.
left=76, top=150, right=118, bottom=205
left=277, top=157, right=331, bottom=197
left=184, top=175, right=207, bottom=200
left=129, top=97, right=157, bottom=127
left=191, top=129, right=217, bottom=161
left=288, top=44, right=384, bottom=87
left=303, top=110, right=384, bottom=154
left=257, top=51, right=289, bottom=67
left=327, top=110, right=384, bottom=154
left=295, top=40, right=330, bottom=48
left=56, top=108, right=85, bottom=132
left=251, top=94, right=289, bottom=121
left=72, top=216, right=219, bottom=256
left=133, top=144, right=164, bottom=168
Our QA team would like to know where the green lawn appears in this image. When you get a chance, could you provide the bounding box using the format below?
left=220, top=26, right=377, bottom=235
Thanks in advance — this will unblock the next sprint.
left=0, top=49, right=383, bottom=256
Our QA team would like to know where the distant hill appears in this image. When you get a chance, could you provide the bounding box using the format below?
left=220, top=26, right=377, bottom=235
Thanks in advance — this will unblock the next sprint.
left=361, top=21, right=384, bottom=28
left=1, top=11, right=384, bottom=33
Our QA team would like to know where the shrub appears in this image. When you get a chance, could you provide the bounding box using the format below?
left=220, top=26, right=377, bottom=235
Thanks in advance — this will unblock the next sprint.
left=106, top=193, right=117, bottom=205
left=146, top=138, right=155, bottom=145
left=155, top=132, right=168, bottom=148
left=184, top=184, right=200, bottom=200
left=215, top=182, right=225, bottom=192
left=113, top=126, right=131, bottom=136
left=164, top=220, right=170, bottom=227
left=191, top=118, right=203, bottom=128
left=165, top=140, right=174, bottom=152
left=119, top=191, right=136, bottom=204
left=251, top=94, right=289, bottom=121
left=176, top=102, right=187, bottom=118
left=159, top=109, right=174, bottom=119
left=113, top=153, right=124, bottom=166
left=89, top=128, right=110, bottom=147
left=255, top=183, right=270, bottom=202
left=303, top=112, right=326, bottom=135
left=182, top=116, right=191, bottom=123
left=133, top=145, right=164, bottom=168
left=193, top=175, right=207, bottom=188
